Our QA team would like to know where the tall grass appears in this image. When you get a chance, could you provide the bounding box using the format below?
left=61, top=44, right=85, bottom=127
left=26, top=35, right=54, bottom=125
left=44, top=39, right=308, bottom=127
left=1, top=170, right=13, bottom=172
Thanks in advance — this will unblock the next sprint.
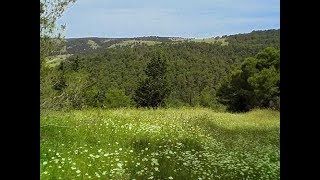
left=40, top=108, right=279, bottom=179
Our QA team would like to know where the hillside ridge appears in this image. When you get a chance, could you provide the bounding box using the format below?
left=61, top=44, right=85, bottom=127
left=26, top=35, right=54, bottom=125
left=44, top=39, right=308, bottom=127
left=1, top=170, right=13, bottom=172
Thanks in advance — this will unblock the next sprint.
left=61, top=29, right=279, bottom=55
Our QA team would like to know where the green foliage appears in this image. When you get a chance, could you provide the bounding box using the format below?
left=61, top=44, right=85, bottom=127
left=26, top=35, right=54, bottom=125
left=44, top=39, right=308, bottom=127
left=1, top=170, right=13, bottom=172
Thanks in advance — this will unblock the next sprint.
left=42, top=30, right=280, bottom=110
left=60, top=70, right=91, bottom=109
left=40, top=67, right=63, bottom=109
left=217, top=47, right=280, bottom=112
left=104, top=89, right=133, bottom=108
left=40, top=0, right=76, bottom=111
left=199, top=87, right=219, bottom=107
left=82, top=85, right=104, bottom=108
left=248, top=67, right=280, bottom=106
left=40, top=0, right=76, bottom=66
left=52, top=69, right=67, bottom=91
left=134, top=51, right=170, bottom=108
left=62, top=29, right=279, bottom=55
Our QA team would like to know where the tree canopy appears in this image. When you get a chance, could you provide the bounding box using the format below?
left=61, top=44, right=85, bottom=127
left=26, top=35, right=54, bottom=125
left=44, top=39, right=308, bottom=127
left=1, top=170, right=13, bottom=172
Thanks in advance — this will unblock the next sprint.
left=134, top=51, right=170, bottom=108
left=217, top=47, right=280, bottom=112
left=40, top=29, right=280, bottom=111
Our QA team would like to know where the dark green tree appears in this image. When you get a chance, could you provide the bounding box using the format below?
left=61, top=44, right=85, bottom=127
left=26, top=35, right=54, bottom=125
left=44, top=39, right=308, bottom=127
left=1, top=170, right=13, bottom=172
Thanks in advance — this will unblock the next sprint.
left=134, top=51, right=170, bottom=108
left=217, top=47, right=280, bottom=112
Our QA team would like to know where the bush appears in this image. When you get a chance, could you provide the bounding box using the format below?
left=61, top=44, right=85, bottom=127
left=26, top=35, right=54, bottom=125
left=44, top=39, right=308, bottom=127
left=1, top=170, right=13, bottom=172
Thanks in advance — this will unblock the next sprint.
left=104, top=89, right=133, bottom=108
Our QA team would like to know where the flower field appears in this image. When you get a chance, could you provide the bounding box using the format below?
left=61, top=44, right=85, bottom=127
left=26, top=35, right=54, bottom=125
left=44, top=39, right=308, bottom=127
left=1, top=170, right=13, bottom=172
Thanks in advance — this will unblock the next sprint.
left=40, top=108, right=279, bottom=179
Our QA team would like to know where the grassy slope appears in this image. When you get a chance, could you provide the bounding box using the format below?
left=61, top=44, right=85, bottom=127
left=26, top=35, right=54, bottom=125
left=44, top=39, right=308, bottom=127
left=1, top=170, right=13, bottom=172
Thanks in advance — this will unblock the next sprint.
left=40, top=108, right=279, bottom=179
left=46, top=54, right=72, bottom=67
left=109, top=40, right=162, bottom=48
left=189, top=38, right=229, bottom=46
left=87, top=40, right=101, bottom=49
left=107, top=38, right=229, bottom=48
left=46, top=37, right=228, bottom=67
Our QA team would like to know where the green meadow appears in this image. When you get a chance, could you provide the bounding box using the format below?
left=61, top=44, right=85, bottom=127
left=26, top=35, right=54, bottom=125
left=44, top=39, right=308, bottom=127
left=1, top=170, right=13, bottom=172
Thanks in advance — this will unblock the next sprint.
left=40, top=108, right=279, bottom=180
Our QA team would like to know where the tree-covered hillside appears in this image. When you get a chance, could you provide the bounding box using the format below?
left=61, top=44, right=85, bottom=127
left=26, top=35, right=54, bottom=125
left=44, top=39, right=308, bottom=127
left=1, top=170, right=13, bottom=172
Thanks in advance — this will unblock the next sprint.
left=64, top=36, right=175, bottom=54
left=61, top=29, right=279, bottom=55
left=41, top=29, right=279, bottom=110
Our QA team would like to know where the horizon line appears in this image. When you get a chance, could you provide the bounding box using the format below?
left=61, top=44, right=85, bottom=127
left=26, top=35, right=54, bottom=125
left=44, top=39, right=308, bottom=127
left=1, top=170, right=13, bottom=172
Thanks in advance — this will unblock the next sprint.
left=64, top=28, right=280, bottom=39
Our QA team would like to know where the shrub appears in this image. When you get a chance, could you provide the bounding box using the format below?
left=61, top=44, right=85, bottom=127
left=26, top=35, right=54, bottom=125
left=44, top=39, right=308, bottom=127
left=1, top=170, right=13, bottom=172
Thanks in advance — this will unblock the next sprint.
left=104, top=89, right=133, bottom=108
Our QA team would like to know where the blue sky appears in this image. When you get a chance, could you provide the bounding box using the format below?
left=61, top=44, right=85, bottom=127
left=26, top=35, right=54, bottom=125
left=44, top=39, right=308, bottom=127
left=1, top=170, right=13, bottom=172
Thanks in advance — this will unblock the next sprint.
left=58, top=0, right=280, bottom=38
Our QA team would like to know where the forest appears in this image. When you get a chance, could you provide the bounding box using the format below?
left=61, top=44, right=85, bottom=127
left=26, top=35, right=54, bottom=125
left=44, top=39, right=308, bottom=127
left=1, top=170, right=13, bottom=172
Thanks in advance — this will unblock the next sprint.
left=41, top=29, right=279, bottom=112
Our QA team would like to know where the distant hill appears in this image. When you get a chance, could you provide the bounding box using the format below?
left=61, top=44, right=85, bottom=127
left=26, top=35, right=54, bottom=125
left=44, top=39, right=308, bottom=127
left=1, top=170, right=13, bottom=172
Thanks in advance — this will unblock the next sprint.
left=61, top=29, right=279, bottom=55
left=64, top=36, right=175, bottom=54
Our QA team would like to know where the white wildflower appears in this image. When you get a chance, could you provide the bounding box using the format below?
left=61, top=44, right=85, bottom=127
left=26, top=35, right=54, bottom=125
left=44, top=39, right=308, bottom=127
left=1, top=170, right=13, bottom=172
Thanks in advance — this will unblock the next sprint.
left=151, top=158, right=159, bottom=166
left=117, top=163, right=123, bottom=168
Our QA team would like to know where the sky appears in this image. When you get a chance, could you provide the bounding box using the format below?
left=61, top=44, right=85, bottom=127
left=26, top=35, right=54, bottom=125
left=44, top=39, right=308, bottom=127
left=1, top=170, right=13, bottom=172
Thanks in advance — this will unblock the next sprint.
left=58, top=0, right=280, bottom=39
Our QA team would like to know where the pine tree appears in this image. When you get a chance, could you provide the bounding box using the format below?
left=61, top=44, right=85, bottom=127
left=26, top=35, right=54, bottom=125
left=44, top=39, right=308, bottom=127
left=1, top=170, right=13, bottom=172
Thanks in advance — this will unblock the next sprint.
left=134, top=51, right=170, bottom=108
left=217, top=47, right=280, bottom=112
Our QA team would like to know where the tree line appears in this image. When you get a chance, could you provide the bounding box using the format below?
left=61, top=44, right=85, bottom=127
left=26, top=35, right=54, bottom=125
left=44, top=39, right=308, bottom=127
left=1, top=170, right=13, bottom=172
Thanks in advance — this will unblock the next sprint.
left=41, top=29, right=279, bottom=111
